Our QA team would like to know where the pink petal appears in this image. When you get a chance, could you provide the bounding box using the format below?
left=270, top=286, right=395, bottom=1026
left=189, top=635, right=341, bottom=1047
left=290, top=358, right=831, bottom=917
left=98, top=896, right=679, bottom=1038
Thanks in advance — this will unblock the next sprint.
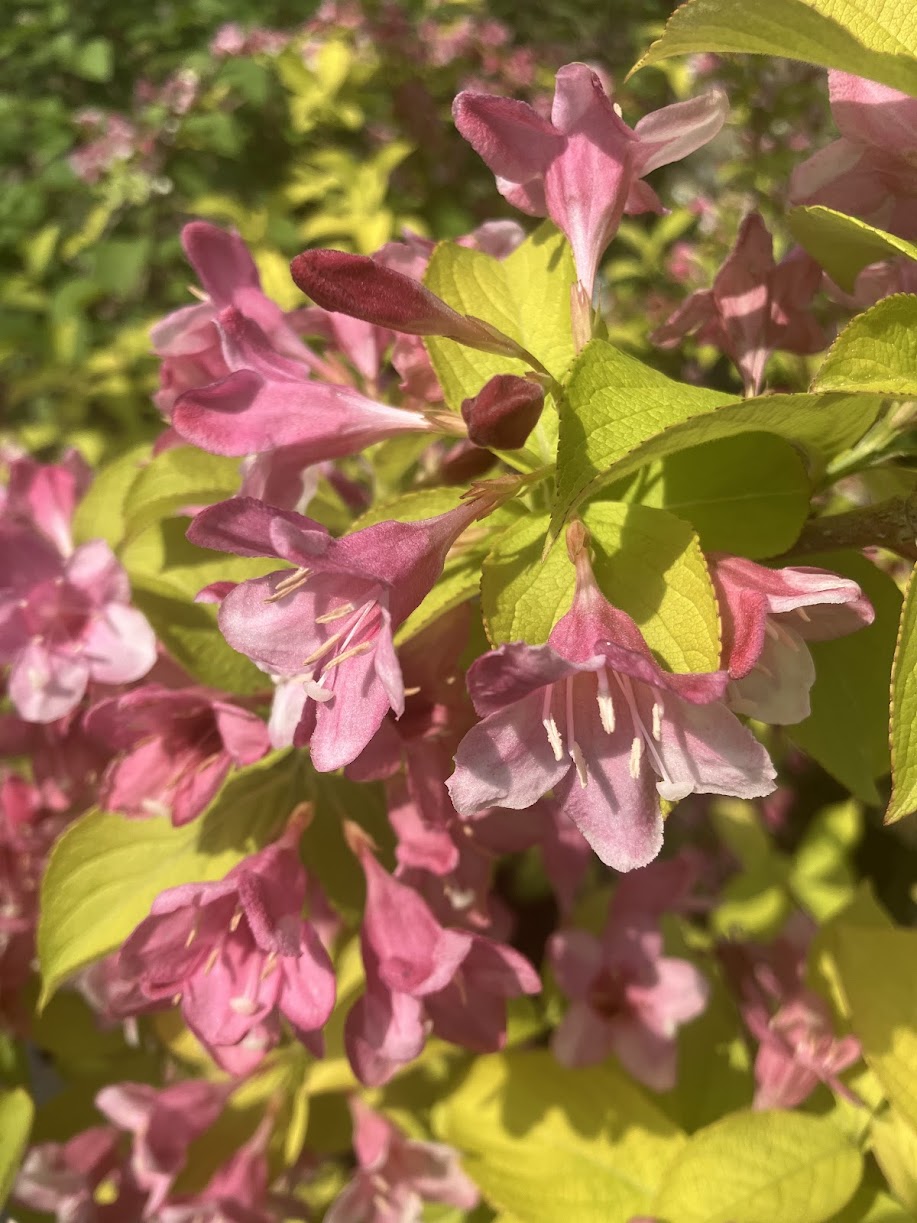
left=9, top=643, right=90, bottom=723
left=212, top=701, right=271, bottom=764
left=182, top=220, right=261, bottom=305
left=83, top=604, right=157, bottom=686
left=632, top=89, right=729, bottom=175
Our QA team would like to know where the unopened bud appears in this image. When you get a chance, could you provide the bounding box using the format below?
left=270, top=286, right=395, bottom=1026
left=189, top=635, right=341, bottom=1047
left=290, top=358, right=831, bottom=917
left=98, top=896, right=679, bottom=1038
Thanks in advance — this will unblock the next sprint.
left=290, top=249, right=545, bottom=367
left=460, top=375, right=544, bottom=450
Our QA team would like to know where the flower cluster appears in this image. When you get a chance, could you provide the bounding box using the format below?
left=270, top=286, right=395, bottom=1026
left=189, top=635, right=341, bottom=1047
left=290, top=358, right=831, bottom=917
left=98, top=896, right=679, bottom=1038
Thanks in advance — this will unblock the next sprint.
left=4, top=50, right=902, bottom=1222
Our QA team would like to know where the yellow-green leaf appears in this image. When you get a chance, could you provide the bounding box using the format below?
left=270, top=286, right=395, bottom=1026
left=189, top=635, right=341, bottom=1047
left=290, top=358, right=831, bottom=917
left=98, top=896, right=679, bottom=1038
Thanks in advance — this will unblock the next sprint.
left=481, top=500, right=721, bottom=671
left=424, top=222, right=577, bottom=411
left=632, top=0, right=917, bottom=96
left=871, top=1108, right=917, bottom=1214
left=789, top=208, right=917, bottom=293
left=433, top=1050, right=685, bottom=1222
left=813, top=295, right=917, bottom=397
left=832, top=925, right=917, bottom=1133
left=38, top=751, right=303, bottom=1006
left=552, top=340, right=878, bottom=540
left=0, top=1087, right=34, bottom=1207
left=887, top=563, right=917, bottom=823
left=652, top=1109, right=862, bottom=1223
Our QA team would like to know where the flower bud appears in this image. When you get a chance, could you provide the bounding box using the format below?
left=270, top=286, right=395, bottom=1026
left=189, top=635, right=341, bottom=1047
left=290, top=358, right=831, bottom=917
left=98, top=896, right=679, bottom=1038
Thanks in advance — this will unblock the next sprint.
left=460, top=374, right=544, bottom=449
left=290, top=249, right=543, bottom=365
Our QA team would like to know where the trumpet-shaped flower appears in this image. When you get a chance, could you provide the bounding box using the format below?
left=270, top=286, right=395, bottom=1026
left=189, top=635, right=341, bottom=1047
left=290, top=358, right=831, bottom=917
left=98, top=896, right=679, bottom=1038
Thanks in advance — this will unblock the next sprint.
left=114, top=823, right=335, bottom=1073
left=651, top=213, right=827, bottom=395
left=789, top=71, right=917, bottom=242
left=709, top=554, right=874, bottom=724
left=448, top=525, right=776, bottom=872
left=344, top=828, right=540, bottom=1085
left=187, top=491, right=499, bottom=772
left=86, top=684, right=271, bottom=825
left=454, top=62, right=727, bottom=295
left=326, top=1097, right=479, bottom=1223
left=0, top=526, right=157, bottom=723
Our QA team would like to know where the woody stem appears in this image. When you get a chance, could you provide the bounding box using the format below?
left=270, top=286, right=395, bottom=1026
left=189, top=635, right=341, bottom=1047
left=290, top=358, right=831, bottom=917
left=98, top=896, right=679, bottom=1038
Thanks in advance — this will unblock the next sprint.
left=783, top=495, right=917, bottom=563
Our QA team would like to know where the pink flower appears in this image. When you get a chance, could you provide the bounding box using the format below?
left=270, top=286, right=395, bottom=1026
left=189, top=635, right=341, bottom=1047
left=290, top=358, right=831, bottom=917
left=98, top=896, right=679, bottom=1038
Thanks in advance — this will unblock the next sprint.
left=549, top=876, right=709, bottom=1089
left=187, top=491, right=500, bottom=772
left=326, top=1098, right=479, bottom=1223
left=114, top=823, right=335, bottom=1073
left=454, top=62, right=727, bottom=295
left=155, top=1115, right=275, bottom=1223
left=344, top=827, right=540, bottom=1086
left=95, top=1080, right=227, bottom=1215
left=151, top=221, right=319, bottom=417
left=709, top=554, right=874, bottom=724
left=0, top=445, right=91, bottom=556
left=448, top=524, right=776, bottom=872
left=171, top=306, right=440, bottom=464
left=651, top=213, right=828, bottom=395
left=721, top=925, right=861, bottom=1109
left=85, top=684, right=271, bottom=825
left=790, top=71, right=917, bottom=243
left=14, top=1127, right=144, bottom=1223
left=0, top=526, right=157, bottom=723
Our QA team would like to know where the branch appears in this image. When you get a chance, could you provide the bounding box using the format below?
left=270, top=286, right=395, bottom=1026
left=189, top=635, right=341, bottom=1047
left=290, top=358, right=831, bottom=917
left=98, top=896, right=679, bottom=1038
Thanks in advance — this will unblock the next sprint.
left=786, top=495, right=917, bottom=562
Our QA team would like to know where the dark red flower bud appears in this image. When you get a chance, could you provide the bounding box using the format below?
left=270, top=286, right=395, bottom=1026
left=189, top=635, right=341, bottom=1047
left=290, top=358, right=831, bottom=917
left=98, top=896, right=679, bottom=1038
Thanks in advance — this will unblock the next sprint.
left=460, top=374, right=545, bottom=449
left=290, top=249, right=542, bottom=366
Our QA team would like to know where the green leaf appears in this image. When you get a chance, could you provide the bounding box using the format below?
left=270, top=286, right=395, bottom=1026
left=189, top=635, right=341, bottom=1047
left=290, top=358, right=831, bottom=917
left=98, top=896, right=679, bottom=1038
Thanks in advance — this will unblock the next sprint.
left=38, top=751, right=303, bottom=1006
left=871, top=1108, right=917, bottom=1215
left=622, top=432, right=812, bottom=559
left=886, top=564, right=917, bottom=824
left=832, top=925, right=917, bottom=1133
left=72, top=37, right=113, bottom=81
left=433, top=1050, right=685, bottom=1222
left=632, top=0, right=917, bottom=96
left=787, top=551, right=901, bottom=804
left=789, top=208, right=917, bottom=294
left=813, top=295, right=917, bottom=397
left=482, top=500, right=721, bottom=671
left=789, top=800, right=862, bottom=921
left=709, top=800, right=791, bottom=939
left=72, top=444, right=150, bottom=548
left=652, top=1109, right=863, bottom=1223
left=0, top=1087, right=34, bottom=1207
left=552, top=340, right=878, bottom=540
left=122, top=446, right=243, bottom=540
left=424, top=222, right=577, bottom=409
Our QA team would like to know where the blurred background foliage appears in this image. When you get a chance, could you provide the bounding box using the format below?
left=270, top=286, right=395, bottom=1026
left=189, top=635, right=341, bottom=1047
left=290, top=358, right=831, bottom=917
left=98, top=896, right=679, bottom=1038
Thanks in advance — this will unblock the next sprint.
left=1, top=0, right=835, bottom=461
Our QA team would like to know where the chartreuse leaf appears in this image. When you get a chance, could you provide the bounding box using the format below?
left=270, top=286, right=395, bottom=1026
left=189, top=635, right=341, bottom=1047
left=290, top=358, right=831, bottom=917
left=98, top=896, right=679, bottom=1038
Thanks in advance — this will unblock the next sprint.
left=424, top=221, right=576, bottom=404
left=121, top=446, right=243, bottom=540
left=831, top=925, right=917, bottom=1133
left=631, top=0, right=917, bottom=96
left=871, top=1108, right=917, bottom=1214
left=787, top=551, right=901, bottom=804
left=121, top=517, right=276, bottom=694
left=38, top=751, right=303, bottom=1007
left=789, top=208, right=917, bottom=294
left=886, top=564, right=917, bottom=824
left=0, top=1087, right=34, bottom=1206
left=831, top=1184, right=915, bottom=1222
left=652, top=1110, right=862, bottom=1223
left=709, top=801, right=791, bottom=939
left=71, top=442, right=149, bottom=548
left=789, top=800, right=862, bottom=921
left=481, top=499, right=720, bottom=671
left=433, top=1050, right=685, bottom=1222
left=552, top=340, right=879, bottom=539
left=813, top=295, right=917, bottom=397
left=622, top=432, right=812, bottom=558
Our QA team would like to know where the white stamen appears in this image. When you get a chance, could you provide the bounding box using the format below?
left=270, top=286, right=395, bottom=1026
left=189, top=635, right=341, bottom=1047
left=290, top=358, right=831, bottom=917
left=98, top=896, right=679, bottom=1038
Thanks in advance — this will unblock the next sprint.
left=766, top=619, right=799, bottom=651
left=315, top=602, right=355, bottom=624
left=571, top=740, right=589, bottom=787
left=652, top=701, right=662, bottom=741
left=321, top=640, right=373, bottom=671
left=229, top=909, right=243, bottom=932
left=629, top=735, right=643, bottom=779
left=796, top=607, right=811, bottom=622
left=542, top=688, right=564, bottom=760
left=265, top=567, right=311, bottom=602
left=596, top=669, right=616, bottom=733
